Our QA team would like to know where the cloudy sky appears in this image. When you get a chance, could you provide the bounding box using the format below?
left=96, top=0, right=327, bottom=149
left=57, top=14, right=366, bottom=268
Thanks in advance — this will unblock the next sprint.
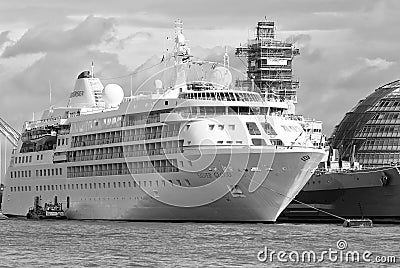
left=1, top=0, right=400, bottom=177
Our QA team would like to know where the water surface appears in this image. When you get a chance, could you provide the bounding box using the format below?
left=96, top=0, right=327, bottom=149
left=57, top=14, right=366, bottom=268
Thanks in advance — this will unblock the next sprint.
left=0, top=219, right=398, bottom=267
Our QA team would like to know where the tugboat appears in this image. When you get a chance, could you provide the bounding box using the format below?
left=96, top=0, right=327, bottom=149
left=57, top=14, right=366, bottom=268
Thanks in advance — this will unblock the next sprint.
left=0, top=184, right=7, bottom=220
left=27, top=200, right=67, bottom=220
left=0, top=210, right=8, bottom=220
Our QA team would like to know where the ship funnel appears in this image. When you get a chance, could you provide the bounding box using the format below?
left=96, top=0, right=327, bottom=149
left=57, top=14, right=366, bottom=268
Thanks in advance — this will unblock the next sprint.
left=67, top=71, right=105, bottom=108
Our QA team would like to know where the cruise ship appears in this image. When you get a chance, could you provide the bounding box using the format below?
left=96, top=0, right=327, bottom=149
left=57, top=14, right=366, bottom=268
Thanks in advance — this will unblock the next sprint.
left=280, top=80, right=400, bottom=222
left=1, top=20, right=325, bottom=222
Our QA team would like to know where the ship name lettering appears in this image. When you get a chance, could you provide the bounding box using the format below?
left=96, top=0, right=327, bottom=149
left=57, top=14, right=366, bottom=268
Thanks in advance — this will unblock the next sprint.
left=70, top=91, right=84, bottom=98
left=197, top=172, right=212, bottom=178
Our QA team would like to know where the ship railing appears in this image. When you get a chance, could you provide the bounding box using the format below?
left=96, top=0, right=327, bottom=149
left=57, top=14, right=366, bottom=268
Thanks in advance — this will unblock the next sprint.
left=314, top=165, right=395, bottom=174
left=121, top=119, right=148, bottom=127
left=254, top=52, right=294, bottom=58
left=24, top=116, right=62, bottom=127
left=123, top=148, right=180, bottom=157
left=257, top=64, right=291, bottom=69
left=259, top=75, right=293, bottom=80
left=248, top=39, right=293, bottom=48
left=68, top=166, right=180, bottom=178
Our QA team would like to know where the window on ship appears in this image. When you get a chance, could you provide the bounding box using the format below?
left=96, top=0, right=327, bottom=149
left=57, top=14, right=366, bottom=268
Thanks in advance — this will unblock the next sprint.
left=246, top=122, right=261, bottom=135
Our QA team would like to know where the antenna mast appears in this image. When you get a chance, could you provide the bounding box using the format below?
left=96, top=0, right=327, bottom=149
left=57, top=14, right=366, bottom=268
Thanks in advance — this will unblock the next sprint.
left=91, top=61, right=94, bottom=78
left=48, top=80, right=52, bottom=106
left=223, top=47, right=230, bottom=69
left=130, top=75, right=133, bottom=96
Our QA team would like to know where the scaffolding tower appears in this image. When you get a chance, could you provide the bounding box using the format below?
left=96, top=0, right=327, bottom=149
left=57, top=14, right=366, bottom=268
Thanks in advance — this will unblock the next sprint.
left=236, top=19, right=300, bottom=103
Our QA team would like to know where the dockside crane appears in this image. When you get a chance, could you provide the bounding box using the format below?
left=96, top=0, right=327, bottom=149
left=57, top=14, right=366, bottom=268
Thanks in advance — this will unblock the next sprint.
left=0, top=117, right=20, bottom=147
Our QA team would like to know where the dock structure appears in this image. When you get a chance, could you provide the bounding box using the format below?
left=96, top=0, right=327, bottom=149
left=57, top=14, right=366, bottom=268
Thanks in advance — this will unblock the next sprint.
left=236, top=19, right=300, bottom=103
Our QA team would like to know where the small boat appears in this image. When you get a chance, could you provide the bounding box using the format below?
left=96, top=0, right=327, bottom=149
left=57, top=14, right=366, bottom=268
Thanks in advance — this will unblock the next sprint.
left=0, top=210, right=8, bottom=220
left=26, top=202, right=67, bottom=220
left=343, top=218, right=373, bottom=228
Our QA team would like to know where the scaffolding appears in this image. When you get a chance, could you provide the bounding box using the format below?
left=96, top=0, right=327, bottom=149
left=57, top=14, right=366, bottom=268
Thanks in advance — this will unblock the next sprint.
left=236, top=19, right=299, bottom=103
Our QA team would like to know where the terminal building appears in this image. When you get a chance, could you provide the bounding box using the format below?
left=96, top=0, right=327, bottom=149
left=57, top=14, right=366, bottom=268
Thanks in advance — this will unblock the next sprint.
left=329, top=80, right=400, bottom=167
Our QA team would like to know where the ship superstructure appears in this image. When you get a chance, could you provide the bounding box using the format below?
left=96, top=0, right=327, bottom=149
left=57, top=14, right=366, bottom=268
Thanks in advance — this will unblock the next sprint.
left=1, top=20, right=325, bottom=222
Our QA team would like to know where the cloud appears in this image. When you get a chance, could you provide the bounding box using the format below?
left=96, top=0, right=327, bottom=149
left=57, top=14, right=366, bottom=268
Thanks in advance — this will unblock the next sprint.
left=286, top=34, right=323, bottom=63
left=2, top=15, right=116, bottom=58
left=0, top=31, right=11, bottom=47
left=0, top=15, right=131, bottom=136
left=363, top=57, right=395, bottom=70
left=116, top=31, right=152, bottom=49
left=287, top=34, right=311, bottom=44
left=336, top=57, right=396, bottom=85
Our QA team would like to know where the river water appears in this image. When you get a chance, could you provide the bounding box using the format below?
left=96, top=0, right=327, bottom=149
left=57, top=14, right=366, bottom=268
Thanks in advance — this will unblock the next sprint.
left=0, top=218, right=398, bottom=267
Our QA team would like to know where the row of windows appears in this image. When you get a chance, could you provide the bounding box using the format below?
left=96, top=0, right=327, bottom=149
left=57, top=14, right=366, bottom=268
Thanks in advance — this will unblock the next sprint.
left=14, top=154, right=44, bottom=164
left=175, top=106, right=283, bottom=117
left=71, top=124, right=181, bottom=148
left=369, top=118, right=400, bottom=125
left=305, top=128, right=322, bottom=133
left=371, top=112, right=400, bottom=121
left=68, top=141, right=184, bottom=162
left=36, top=168, right=63, bottom=177
left=356, top=125, right=400, bottom=138
left=123, top=112, right=162, bottom=127
left=57, top=138, right=69, bottom=146
left=246, top=122, right=281, bottom=138
left=71, top=115, right=123, bottom=133
left=9, top=178, right=192, bottom=193
left=15, top=155, right=32, bottom=164
left=70, top=110, right=172, bottom=134
left=357, top=152, right=400, bottom=165
left=67, top=159, right=179, bottom=178
left=10, top=170, right=32, bottom=178
left=360, top=145, right=400, bottom=152
left=20, top=143, right=55, bottom=154
left=11, top=168, right=64, bottom=179
left=375, top=99, right=400, bottom=108
left=360, top=138, right=400, bottom=151
left=10, top=185, right=32, bottom=192
left=362, top=138, right=400, bottom=146
left=179, top=91, right=262, bottom=102
left=370, top=105, right=400, bottom=112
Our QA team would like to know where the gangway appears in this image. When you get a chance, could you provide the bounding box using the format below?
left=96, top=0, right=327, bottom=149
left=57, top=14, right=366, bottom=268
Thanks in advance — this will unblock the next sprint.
left=0, top=117, right=20, bottom=147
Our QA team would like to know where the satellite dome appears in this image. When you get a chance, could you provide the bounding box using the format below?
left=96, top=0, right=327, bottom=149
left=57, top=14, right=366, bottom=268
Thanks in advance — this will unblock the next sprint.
left=155, top=79, right=163, bottom=89
left=209, top=66, right=232, bottom=88
left=177, top=33, right=185, bottom=44
left=102, top=84, right=124, bottom=107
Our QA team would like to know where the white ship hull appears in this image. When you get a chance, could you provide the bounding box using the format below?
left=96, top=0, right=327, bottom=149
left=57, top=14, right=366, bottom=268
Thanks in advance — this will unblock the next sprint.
left=2, top=147, right=323, bottom=222
left=0, top=20, right=326, bottom=222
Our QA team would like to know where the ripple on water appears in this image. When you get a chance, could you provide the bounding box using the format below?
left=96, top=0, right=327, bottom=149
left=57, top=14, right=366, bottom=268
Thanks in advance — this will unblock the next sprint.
left=0, top=219, right=399, bottom=267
